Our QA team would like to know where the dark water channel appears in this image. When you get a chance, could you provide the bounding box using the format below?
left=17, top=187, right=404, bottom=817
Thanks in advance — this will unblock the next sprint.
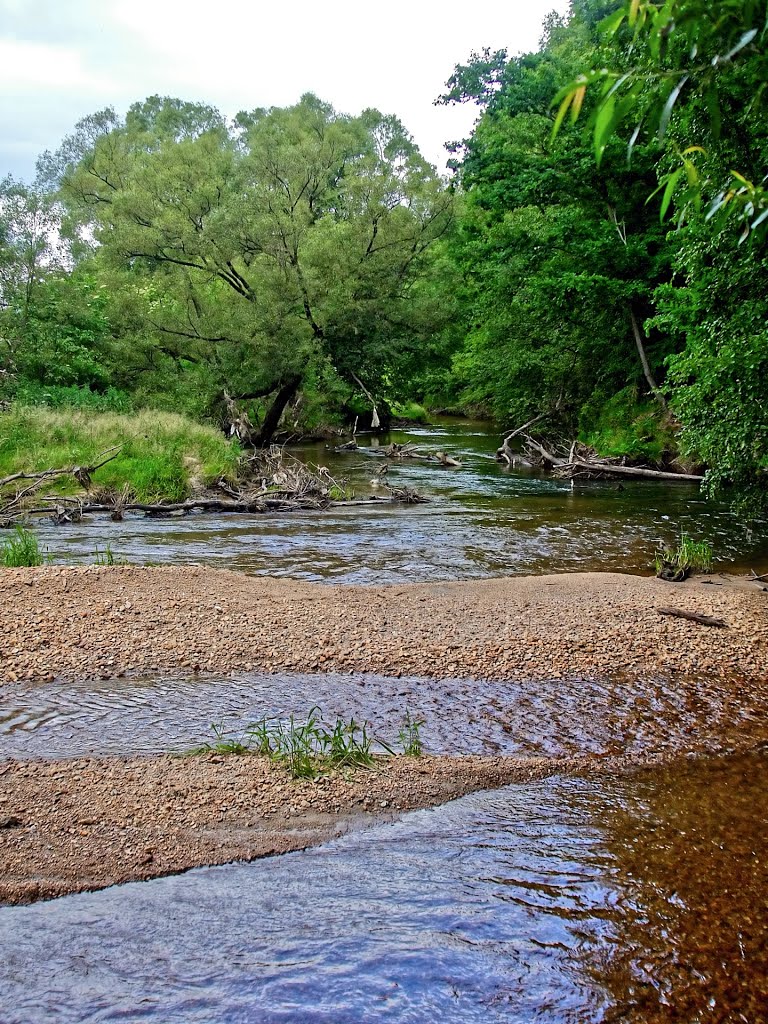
left=2, top=753, right=767, bottom=1023
left=31, top=419, right=768, bottom=581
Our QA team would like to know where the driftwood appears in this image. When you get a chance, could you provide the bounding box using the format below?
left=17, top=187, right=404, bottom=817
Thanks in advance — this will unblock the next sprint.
left=517, top=435, right=704, bottom=483
left=657, top=607, right=728, bottom=628
left=4, top=441, right=433, bottom=525
left=0, top=446, right=123, bottom=521
left=32, top=492, right=429, bottom=523
left=496, top=413, right=549, bottom=466
left=330, top=441, right=462, bottom=467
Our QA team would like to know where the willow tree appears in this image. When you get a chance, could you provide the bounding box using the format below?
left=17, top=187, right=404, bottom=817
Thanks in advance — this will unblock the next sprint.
left=52, top=94, right=453, bottom=441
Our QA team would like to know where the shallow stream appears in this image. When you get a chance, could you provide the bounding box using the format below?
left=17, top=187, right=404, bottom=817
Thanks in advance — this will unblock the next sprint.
left=30, top=419, right=768, bottom=581
left=1, top=753, right=767, bottom=1023
left=3, top=419, right=768, bottom=1020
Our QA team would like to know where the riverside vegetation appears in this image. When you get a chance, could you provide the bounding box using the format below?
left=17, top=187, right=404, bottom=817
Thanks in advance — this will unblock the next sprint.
left=1, top=0, right=766, bottom=520
left=187, top=707, right=424, bottom=779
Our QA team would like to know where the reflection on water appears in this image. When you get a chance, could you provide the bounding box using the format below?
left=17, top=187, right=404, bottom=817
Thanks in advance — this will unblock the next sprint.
left=32, top=419, right=766, bottom=582
left=3, top=667, right=768, bottom=761
left=1, top=753, right=766, bottom=1023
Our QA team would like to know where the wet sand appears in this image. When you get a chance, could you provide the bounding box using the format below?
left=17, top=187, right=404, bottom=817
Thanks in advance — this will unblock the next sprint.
left=1, top=566, right=766, bottom=904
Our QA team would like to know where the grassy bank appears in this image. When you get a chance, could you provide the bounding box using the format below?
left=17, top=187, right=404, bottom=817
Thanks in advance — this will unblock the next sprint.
left=0, top=407, right=240, bottom=503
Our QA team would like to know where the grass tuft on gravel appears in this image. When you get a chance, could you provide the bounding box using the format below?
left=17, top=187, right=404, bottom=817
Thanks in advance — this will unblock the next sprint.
left=188, top=709, right=425, bottom=778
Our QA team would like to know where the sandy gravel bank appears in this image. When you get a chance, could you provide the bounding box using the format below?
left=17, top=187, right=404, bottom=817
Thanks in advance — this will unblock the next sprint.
left=0, top=565, right=766, bottom=683
left=1, top=566, right=765, bottom=905
left=0, top=753, right=580, bottom=905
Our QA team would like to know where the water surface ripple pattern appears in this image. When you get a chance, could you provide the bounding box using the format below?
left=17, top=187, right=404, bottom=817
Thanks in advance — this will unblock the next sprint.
left=2, top=754, right=768, bottom=1023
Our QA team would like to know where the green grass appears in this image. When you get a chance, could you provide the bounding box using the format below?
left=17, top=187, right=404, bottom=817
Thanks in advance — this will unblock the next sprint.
left=389, top=401, right=430, bottom=424
left=93, top=543, right=128, bottom=566
left=187, top=708, right=427, bottom=778
left=0, top=406, right=240, bottom=503
left=580, top=387, right=677, bottom=464
left=397, top=710, right=425, bottom=757
left=1, top=524, right=46, bottom=567
left=654, top=532, right=714, bottom=580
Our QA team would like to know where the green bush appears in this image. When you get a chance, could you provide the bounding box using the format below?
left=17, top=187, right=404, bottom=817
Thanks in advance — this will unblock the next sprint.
left=580, top=387, right=677, bottom=464
left=8, top=383, right=134, bottom=414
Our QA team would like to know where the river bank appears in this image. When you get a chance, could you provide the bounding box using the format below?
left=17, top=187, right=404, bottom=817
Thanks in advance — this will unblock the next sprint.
left=1, top=565, right=766, bottom=683
left=1, top=566, right=766, bottom=904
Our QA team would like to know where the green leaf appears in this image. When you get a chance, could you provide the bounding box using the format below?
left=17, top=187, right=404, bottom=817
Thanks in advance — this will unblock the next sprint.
left=704, top=86, right=722, bottom=140
left=600, top=9, right=626, bottom=37
left=659, top=167, right=683, bottom=221
left=627, top=119, right=644, bottom=165
left=594, top=94, right=616, bottom=165
left=551, top=90, right=575, bottom=142
left=658, top=75, right=689, bottom=141
left=722, top=28, right=758, bottom=62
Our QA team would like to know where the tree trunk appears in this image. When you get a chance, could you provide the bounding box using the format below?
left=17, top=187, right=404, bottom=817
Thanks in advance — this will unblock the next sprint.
left=629, top=305, right=668, bottom=409
left=254, top=376, right=302, bottom=447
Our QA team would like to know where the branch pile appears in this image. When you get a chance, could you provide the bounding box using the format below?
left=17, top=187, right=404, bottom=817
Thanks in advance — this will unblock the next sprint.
left=331, top=440, right=461, bottom=467
left=2, top=445, right=428, bottom=525
left=498, top=431, right=703, bottom=483
left=0, top=447, right=122, bottom=525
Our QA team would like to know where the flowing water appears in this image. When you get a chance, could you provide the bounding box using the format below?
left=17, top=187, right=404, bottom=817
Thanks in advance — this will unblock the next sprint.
left=1, top=754, right=767, bottom=1023
left=4, top=418, right=768, bottom=1020
left=2, top=668, right=768, bottom=762
left=30, top=419, right=768, bottom=581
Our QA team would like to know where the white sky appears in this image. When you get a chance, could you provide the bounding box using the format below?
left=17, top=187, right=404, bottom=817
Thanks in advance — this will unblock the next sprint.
left=1, top=0, right=570, bottom=180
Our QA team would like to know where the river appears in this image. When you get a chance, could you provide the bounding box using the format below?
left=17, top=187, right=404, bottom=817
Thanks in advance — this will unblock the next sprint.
left=30, top=418, right=768, bottom=581
left=2, top=418, right=768, bottom=1021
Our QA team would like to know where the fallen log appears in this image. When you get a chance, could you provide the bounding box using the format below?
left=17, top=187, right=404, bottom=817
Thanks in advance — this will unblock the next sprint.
left=657, top=607, right=728, bottom=628
left=329, top=442, right=461, bottom=466
left=29, top=492, right=428, bottom=522
left=566, top=460, right=704, bottom=483
left=519, top=435, right=704, bottom=482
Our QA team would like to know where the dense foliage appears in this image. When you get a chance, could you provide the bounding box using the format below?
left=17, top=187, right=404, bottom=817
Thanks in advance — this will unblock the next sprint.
left=440, top=0, right=767, bottom=515
left=0, top=0, right=765, bottom=515
left=3, top=96, right=455, bottom=441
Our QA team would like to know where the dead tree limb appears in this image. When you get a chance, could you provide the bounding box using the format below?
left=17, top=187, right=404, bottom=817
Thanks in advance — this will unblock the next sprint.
left=657, top=607, right=728, bottom=628
left=0, top=446, right=122, bottom=490
left=629, top=306, right=668, bottom=410
left=496, top=413, right=549, bottom=465
left=350, top=373, right=381, bottom=429
left=565, top=460, right=703, bottom=482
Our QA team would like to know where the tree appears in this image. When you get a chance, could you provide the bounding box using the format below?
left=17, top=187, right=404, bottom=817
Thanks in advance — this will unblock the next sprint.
left=53, top=94, right=453, bottom=443
left=0, top=176, right=64, bottom=379
left=438, top=9, right=678, bottom=449
left=553, top=0, right=768, bottom=238
left=551, top=0, right=768, bottom=513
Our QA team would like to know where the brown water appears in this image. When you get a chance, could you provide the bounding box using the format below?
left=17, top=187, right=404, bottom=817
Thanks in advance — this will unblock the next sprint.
left=1, top=753, right=766, bottom=1023
left=31, top=419, right=768, bottom=582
